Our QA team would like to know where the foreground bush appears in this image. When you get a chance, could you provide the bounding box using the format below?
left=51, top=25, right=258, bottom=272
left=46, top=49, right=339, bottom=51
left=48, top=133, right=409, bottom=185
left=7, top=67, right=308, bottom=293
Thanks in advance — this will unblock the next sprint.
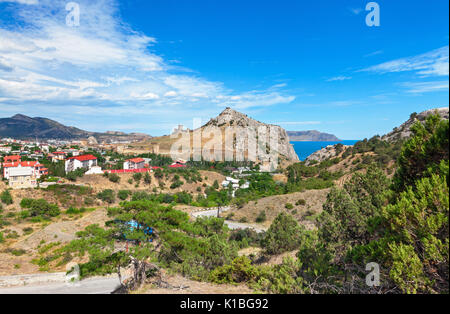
left=262, top=212, right=303, bottom=255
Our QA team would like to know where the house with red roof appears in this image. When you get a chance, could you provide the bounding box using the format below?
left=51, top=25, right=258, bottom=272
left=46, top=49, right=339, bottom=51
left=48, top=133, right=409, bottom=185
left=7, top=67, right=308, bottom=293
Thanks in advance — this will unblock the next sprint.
left=51, top=151, right=67, bottom=163
left=65, top=154, right=97, bottom=173
left=2, top=160, right=48, bottom=181
left=3, top=155, right=21, bottom=163
left=124, top=157, right=145, bottom=170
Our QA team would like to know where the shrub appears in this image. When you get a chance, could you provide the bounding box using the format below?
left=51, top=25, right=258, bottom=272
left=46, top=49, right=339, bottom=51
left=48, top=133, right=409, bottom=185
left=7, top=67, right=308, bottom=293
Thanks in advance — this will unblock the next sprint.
left=23, top=227, right=34, bottom=235
left=285, top=203, right=294, bottom=210
left=255, top=210, right=267, bottom=223
left=118, top=190, right=131, bottom=201
left=133, top=173, right=142, bottom=182
left=29, top=199, right=60, bottom=218
left=20, top=198, right=34, bottom=208
left=97, top=190, right=115, bottom=204
left=144, top=172, right=152, bottom=184
left=0, top=190, right=13, bottom=205
left=108, top=174, right=120, bottom=183
left=296, top=199, right=306, bottom=206
left=394, top=113, right=449, bottom=191
left=209, top=256, right=258, bottom=284
left=262, top=213, right=303, bottom=255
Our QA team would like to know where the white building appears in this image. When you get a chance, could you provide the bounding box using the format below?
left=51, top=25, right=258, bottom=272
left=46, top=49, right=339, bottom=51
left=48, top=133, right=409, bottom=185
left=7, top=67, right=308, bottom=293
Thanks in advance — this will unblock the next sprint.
left=85, top=166, right=104, bottom=175
left=3, top=160, right=48, bottom=180
left=0, top=146, right=12, bottom=153
left=65, top=154, right=98, bottom=173
left=124, top=158, right=145, bottom=170
left=8, top=167, right=38, bottom=189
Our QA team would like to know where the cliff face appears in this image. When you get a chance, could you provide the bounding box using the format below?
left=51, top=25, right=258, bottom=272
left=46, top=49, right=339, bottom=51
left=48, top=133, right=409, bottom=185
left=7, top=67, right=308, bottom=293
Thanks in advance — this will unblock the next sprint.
left=203, top=107, right=299, bottom=162
left=287, top=130, right=340, bottom=142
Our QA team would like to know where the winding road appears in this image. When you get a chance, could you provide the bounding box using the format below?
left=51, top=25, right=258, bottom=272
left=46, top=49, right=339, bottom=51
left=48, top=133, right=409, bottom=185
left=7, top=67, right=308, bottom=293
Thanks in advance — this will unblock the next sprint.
left=0, top=274, right=122, bottom=294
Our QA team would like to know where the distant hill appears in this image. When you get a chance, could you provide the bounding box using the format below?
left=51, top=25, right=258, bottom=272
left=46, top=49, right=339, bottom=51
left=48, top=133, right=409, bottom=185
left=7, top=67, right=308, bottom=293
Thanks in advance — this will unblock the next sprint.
left=0, top=114, right=151, bottom=142
left=287, top=130, right=340, bottom=142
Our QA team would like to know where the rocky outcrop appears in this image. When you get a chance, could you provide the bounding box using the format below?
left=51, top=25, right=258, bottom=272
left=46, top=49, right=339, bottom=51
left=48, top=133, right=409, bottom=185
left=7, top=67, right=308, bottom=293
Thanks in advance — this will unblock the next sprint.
left=304, top=107, right=449, bottom=165
left=305, top=144, right=350, bottom=165
left=203, top=107, right=299, bottom=162
left=382, top=107, right=449, bottom=142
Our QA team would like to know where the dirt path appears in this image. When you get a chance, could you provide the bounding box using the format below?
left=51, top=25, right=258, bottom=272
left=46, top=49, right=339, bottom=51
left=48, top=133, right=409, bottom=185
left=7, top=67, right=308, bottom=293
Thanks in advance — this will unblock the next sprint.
left=191, top=207, right=267, bottom=233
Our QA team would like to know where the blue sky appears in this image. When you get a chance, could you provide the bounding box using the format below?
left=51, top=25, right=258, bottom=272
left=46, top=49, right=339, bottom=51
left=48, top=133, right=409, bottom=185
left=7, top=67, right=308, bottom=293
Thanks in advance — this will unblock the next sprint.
left=0, top=0, right=448, bottom=139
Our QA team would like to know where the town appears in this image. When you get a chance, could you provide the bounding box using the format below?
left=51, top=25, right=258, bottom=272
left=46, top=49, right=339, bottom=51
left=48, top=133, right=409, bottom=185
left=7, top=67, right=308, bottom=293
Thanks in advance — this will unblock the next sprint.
left=0, top=136, right=254, bottom=194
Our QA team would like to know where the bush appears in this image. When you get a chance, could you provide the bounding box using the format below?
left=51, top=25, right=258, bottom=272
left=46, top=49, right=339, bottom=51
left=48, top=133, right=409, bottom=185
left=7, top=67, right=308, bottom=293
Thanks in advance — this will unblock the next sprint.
left=255, top=210, right=267, bottom=223
left=18, top=199, right=60, bottom=218
left=285, top=203, right=294, bottom=210
left=144, top=172, right=152, bottom=184
left=20, top=198, right=34, bottom=208
left=209, top=256, right=258, bottom=284
left=296, top=199, right=306, bottom=206
left=29, top=199, right=60, bottom=218
left=118, top=190, right=131, bottom=201
left=394, top=113, right=449, bottom=191
left=108, top=174, right=120, bottom=183
left=262, top=213, right=303, bottom=255
left=133, top=173, right=142, bottom=182
left=97, top=190, right=115, bottom=204
left=23, top=227, right=34, bottom=235
left=0, top=190, right=13, bottom=205
left=66, top=168, right=85, bottom=182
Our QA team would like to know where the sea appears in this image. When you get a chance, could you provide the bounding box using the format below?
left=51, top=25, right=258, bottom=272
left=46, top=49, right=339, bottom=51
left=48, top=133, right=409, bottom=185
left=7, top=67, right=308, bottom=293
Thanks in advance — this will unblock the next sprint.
left=291, top=140, right=360, bottom=161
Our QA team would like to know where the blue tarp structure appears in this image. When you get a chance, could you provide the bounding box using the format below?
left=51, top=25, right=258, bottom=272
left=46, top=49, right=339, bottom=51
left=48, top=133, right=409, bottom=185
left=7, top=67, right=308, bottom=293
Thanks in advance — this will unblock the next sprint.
left=120, top=220, right=153, bottom=242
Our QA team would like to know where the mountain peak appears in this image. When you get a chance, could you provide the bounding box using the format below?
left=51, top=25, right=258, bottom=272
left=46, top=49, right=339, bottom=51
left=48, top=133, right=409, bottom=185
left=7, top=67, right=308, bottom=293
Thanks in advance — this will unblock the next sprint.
left=11, top=113, right=33, bottom=121
left=206, top=107, right=259, bottom=128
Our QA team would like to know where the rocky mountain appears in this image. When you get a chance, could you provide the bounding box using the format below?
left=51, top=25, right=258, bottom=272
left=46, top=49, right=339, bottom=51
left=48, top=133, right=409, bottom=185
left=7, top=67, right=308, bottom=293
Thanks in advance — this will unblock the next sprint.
left=382, top=107, right=449, bottom=142
left=305, top=144, right=349, bottom=165
left=203, top=107, right=299, bottom=162
left=287, top=130, right=340, bottom=141
left=131, top=107, right=299, bottom=163
left=305, top=107, right=449, bottom=165
left=0, top=114, right=151, bottom=142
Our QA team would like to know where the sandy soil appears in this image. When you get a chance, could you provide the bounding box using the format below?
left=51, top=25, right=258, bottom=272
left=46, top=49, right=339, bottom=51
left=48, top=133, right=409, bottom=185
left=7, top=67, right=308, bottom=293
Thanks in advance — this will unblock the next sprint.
left=227, top=189, right=330, bottom=229
left=136, top=271, right=254, bottom=294
left=0, top=208, right=109, bottom=276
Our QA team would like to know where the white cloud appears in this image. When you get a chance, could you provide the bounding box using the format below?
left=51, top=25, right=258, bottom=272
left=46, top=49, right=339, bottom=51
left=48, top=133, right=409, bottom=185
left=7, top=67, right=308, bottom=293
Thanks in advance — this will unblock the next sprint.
left=0, top=0, right=294, bottom=125
left=326, top=76, right=352, bottom=82
left=349, top=8, right=363, bottom=15
left=0, top=0, right=38, bottom=4
left=402, top=81, right=449, bottom=94
left=364, top=50, right=383, bottom=58
left=164, top=91, right=178, bottom=97
left=361, top=46, right=449, bottom=77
